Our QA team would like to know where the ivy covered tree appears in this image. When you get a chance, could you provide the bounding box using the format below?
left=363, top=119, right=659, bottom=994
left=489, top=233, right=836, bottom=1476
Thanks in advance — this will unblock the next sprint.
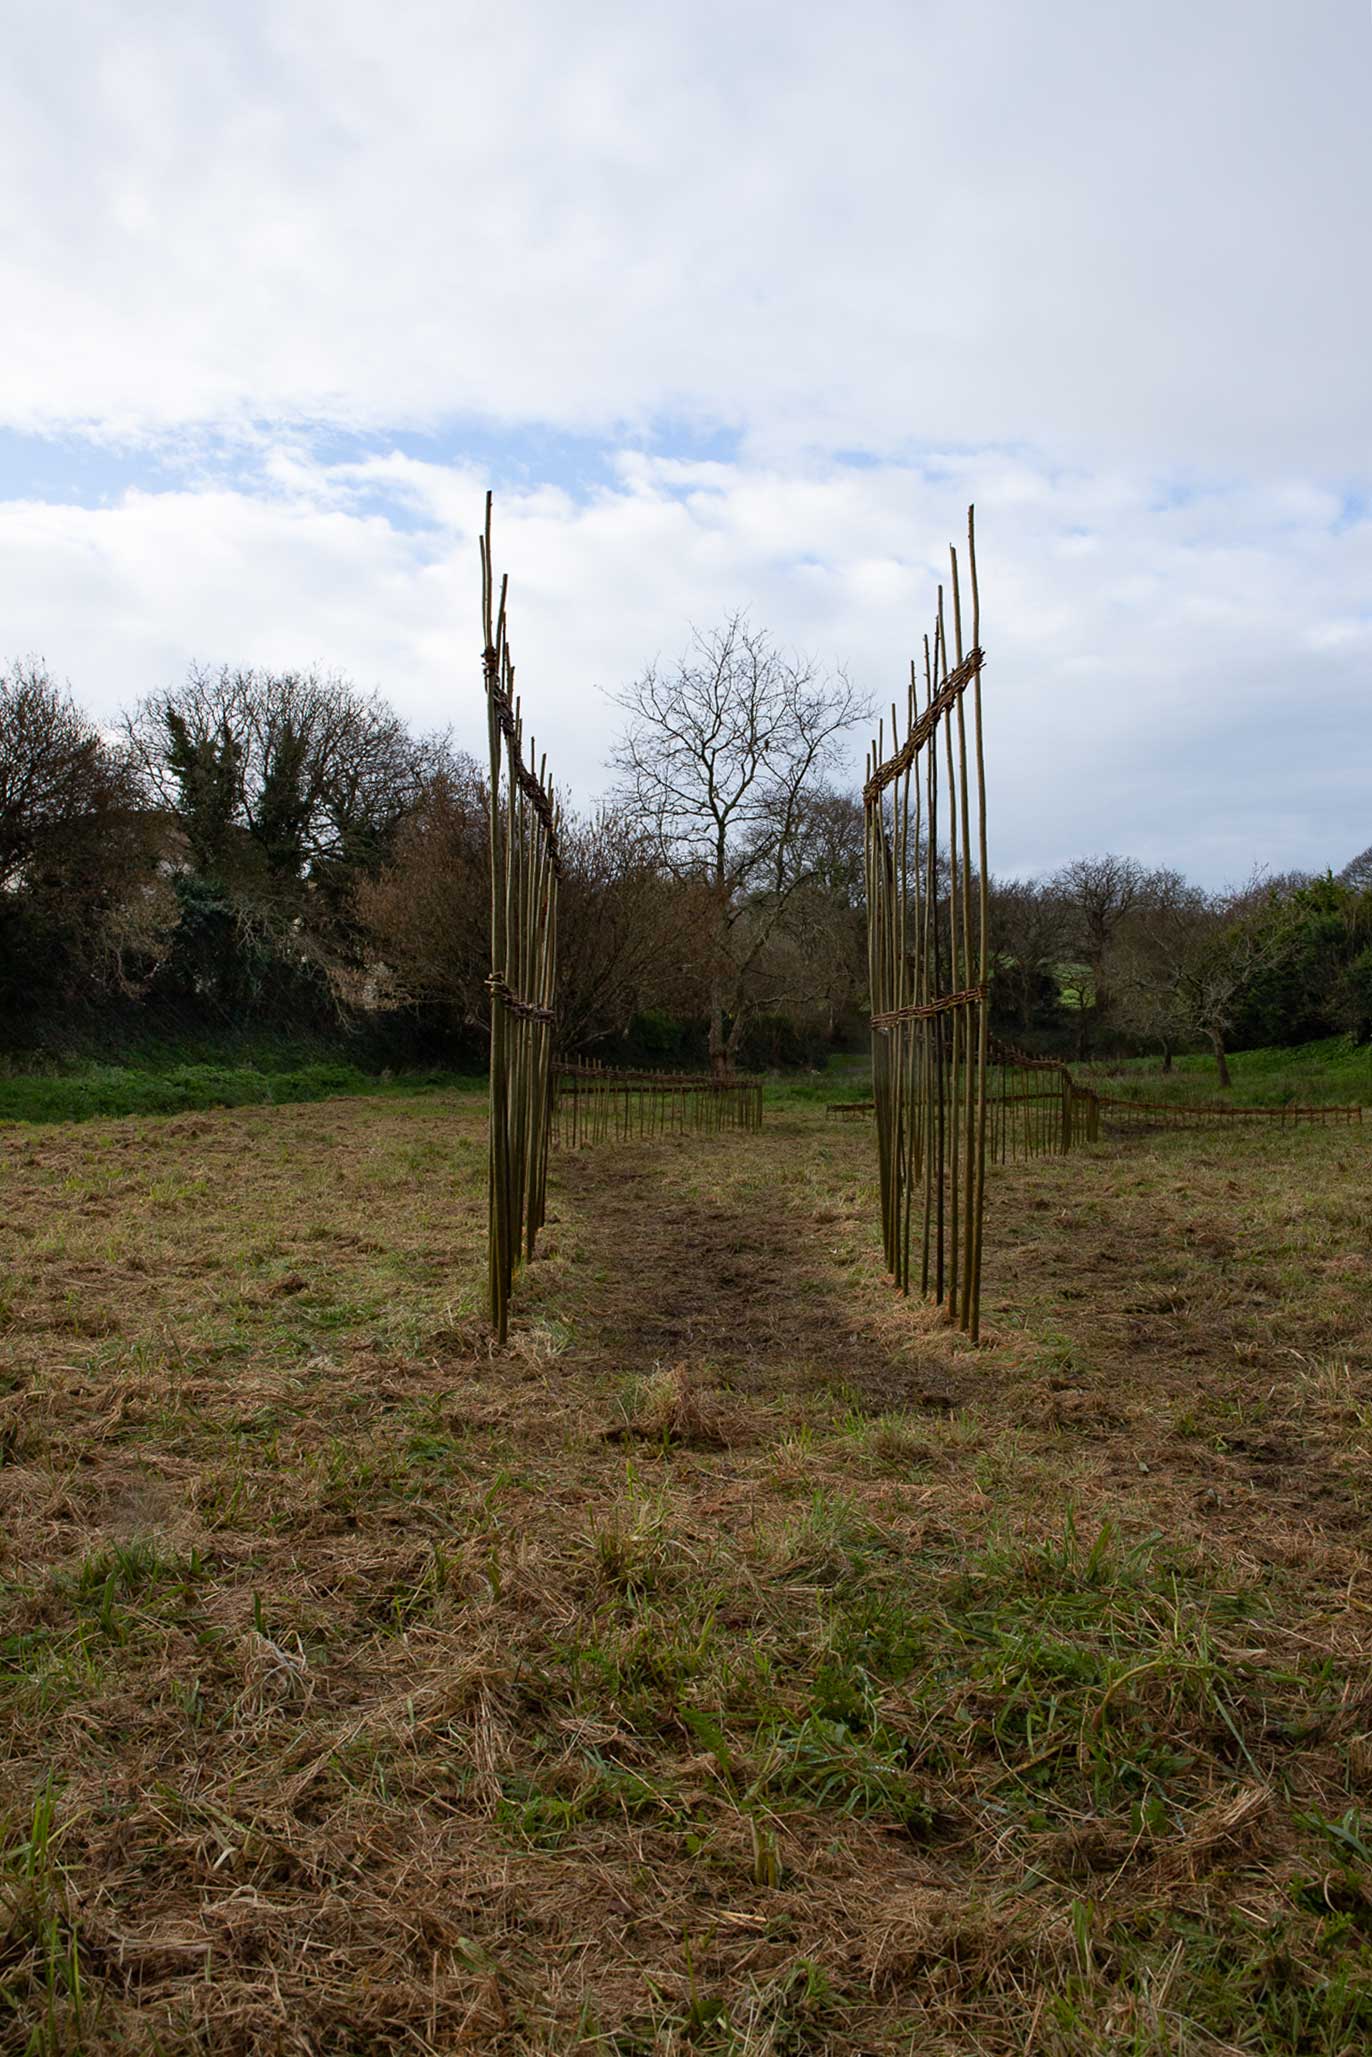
left=123, top=666, right=438, bottom=1018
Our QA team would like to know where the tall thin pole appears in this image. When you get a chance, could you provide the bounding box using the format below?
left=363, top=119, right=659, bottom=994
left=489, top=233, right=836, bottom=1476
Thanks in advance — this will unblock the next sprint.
left=967, top=507, right=990, bottom=1341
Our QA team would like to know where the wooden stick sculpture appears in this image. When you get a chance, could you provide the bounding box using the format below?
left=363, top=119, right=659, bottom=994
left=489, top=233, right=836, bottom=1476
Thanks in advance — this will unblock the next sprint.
left=864, top=507, right=990, bottom=1337
left=481, top=494, right=560, bottom=1342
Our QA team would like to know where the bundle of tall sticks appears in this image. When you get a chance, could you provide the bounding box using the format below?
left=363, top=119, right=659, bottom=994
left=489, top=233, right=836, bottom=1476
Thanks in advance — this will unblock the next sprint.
left=481, top=495, right=560, bottom=1342
left=864, top=507, right=990, bottom=1338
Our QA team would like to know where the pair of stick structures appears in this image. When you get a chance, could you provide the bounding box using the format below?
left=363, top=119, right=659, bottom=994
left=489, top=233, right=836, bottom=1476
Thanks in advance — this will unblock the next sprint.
left=481, top=496, right=560, bottom=1344
left=553, top=1060, right=763, bottom=1147
left=864, top=506, right=991, bottom=1340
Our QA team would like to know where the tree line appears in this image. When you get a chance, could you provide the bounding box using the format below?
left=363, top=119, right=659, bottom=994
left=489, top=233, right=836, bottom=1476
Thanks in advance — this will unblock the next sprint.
left=2, top=645, right=1367, bottom=1078
left=991, top=853, right=1372, bottom=1082
left=0, top=632, right=868, bottom=1071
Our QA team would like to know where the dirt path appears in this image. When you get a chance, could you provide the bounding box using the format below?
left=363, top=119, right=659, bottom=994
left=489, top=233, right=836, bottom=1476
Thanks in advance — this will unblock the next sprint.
left=551, top=1137, right=963, bottom=1416
left=543, top=1118, right=1372, bottom=1579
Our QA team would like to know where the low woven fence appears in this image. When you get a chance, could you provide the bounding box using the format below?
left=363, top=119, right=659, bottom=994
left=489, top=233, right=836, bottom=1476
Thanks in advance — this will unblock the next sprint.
left=986, top=1040, right=1099, bottom=1161
left=1094, top=1095, right=1364, bottom=1135
left=827, top=1073, right=1362, bottom=1147
left=554, top=1062, right=763, bottom=1147
left=825, top=1050, right=1099, bottom=1160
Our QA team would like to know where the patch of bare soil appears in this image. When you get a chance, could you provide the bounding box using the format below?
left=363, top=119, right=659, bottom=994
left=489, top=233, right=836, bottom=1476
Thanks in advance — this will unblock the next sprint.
left=555, top=1144, right=964, bottom=1416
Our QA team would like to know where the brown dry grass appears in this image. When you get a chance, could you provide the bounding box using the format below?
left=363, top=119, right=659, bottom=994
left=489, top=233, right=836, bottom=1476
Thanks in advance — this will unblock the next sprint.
left=2, top=1094, right=1371, bottom=2053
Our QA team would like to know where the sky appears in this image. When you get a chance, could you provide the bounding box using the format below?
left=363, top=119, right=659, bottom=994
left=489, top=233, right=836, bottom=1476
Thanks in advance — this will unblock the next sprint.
left=0, top=0, right=1368, bottom=885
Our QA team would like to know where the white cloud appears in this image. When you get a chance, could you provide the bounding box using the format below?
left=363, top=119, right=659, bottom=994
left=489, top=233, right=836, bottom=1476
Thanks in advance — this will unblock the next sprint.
left=1, top=447, right=1367, bottom=885
left=0, top=0, right=1366, bottom=894
left=0, top=0, right=1367, bottom=471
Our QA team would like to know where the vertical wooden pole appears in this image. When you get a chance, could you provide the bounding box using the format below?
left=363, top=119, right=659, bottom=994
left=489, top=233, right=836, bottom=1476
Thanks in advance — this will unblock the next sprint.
left=967, top=507, right=990, bottom=1341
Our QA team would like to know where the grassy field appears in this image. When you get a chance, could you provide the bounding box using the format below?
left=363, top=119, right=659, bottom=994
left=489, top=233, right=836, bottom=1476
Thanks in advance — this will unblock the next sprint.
left=0, top=1053, right=481, bottom=1126
left=1076, top=1035, right=1372, bottom=1110
left=4, top=1034, right=1365, bottom=1129
left=2, top=1093, right=1371, bottom=2052
left=0, top=1050, right=872, bottom=1129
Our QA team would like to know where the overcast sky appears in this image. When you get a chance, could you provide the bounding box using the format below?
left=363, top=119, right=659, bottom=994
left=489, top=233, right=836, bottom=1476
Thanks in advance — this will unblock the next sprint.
left=1, top=0, right=1367, bottom=883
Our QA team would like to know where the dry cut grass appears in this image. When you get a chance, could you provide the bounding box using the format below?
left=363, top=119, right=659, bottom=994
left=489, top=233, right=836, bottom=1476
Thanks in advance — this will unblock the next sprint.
left=1, top=1093, right=1371, bottom=2053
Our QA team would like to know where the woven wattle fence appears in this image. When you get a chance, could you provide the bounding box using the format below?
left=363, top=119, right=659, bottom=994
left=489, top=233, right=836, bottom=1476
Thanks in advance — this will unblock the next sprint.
left=864, top=506, right=991, bottom=1338
left=554, top=1060, right=762, bottom=1146
left=482, top=495, right=560, bottom=1343
left=1094, top=1095, right=1363, bottom=1134
left=986, top=1040, right=1100, bottom=1160
left=835, top=1048, right=1101, bottom=1159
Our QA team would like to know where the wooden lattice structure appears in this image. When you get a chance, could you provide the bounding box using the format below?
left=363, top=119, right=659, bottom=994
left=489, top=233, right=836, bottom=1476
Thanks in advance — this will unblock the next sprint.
left=481, top=495, right=560, bottom=1342
left=864, top=506, right=990, bottom=1338
left=554, top=1061, right=763, bottom=1147
left=987, top=1039, right=1101, bottom=1160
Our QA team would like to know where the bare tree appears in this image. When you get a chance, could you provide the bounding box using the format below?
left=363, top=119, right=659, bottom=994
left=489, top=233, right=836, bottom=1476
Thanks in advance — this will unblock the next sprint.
left=987, top=876, right=1071, bottom=1035
left=610, top=616, right=867, bottom=1076
left=1, top=658, right=138, bottom=890
left=768, top=787, right=868, bottom=1041
left=357, top=771, right=696, bottom=1054
left=1112, top=870, right=1212, bottom=1070
left=351, top=756, right=490, bottom=1024
left=556, top=809, right=707, bottom=1053
left=1115, top=874, right=1292, bottom=1087
left=1341, top=846, right=1372, bottom=893
left=1176, top=887, right=1296, bottom=1088
left=0, top=659, right=163, bottom=1010
left=1052, top=853, right=1151, bottom=1056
